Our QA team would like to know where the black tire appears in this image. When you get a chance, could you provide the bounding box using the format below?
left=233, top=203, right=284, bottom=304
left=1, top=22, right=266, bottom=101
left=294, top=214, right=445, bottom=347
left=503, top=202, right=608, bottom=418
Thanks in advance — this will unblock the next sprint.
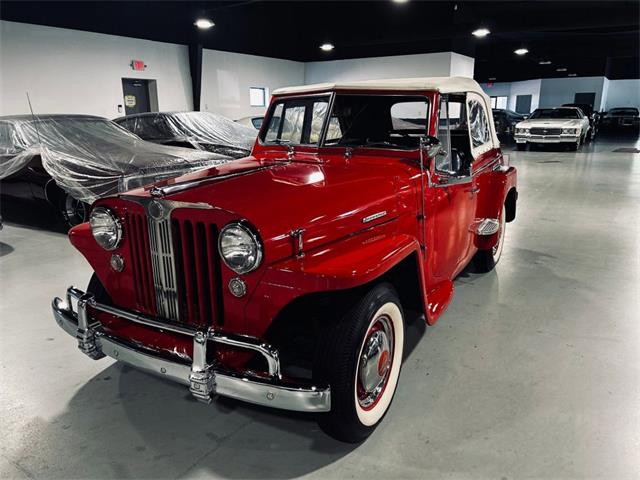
left=60, top=192, right=89, bottom=227
left=473, top=208, right=506, bottom=273
left=88, top=273, right=111, bottom=304
left=314, top=283, right=405, bottom=443
left=567, top=141, right=579, bottom=151
left=516, top=144, right=527, bottom=151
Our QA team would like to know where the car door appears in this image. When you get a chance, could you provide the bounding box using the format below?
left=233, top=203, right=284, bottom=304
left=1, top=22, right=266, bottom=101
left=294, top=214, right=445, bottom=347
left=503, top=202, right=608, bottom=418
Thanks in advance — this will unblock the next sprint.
left=429, top=94, right=478, bottom=280
left=467, top=93, right=503, bottom=259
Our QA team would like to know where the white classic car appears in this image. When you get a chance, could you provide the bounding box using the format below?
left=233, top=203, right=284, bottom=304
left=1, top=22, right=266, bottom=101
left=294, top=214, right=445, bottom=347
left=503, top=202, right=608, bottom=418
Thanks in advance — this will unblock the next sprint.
left=514, top=107, right=592, bottom=151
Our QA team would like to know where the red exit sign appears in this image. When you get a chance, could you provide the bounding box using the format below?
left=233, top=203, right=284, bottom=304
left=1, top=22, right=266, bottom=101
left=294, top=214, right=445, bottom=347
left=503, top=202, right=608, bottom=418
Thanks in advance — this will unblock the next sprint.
left=130, top=60, right=146, bottom=71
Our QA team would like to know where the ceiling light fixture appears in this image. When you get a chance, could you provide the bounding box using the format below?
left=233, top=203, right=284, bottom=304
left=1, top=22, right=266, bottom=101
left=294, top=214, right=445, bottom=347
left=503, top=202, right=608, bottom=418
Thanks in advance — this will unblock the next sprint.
left=194, top=18, right=215, bottom=29
left=568, top=73, right=577, bottom=77
left=320, top=43, right=335, bottom=51
left=489, top=77, right=496, bottom=81
left=472, top=28, right=490, bottom=37
left=514, top=48, right=529, bottom=55
left=539, top=60, right=552, bottom=65
left=556, top=67, right=567, bottom=72
left=392, top=0, right=410, bottom=3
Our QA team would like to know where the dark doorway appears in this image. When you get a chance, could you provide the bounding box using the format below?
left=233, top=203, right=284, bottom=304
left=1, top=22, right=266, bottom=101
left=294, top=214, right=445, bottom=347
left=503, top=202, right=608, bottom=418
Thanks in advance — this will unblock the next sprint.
left=121, top=78, right=158, bottom=115
left=574, top=92, right=596, bottom=108
left=515, top=95, right=532, bottom=114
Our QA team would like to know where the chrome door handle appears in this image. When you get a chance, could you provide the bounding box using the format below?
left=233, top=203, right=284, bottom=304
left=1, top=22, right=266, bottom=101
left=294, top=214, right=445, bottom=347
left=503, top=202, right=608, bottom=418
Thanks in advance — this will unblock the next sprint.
left=467, top=187, right=480, bottom=195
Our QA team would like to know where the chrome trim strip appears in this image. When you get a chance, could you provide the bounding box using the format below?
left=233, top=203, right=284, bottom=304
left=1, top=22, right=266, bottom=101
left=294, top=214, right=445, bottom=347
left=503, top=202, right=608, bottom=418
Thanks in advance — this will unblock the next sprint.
left=362, top=211, right=387, bottom=224
left=147, top=166, right=279, bottom=197
left=52, top=291, right=330, bottom=412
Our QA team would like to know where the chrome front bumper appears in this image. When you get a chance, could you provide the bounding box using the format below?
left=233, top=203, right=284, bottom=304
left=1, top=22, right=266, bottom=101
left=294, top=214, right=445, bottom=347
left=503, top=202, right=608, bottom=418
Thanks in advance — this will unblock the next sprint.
left=515, top=135, right=579, bottom=144
left=52, top=287, right=330, bottom=412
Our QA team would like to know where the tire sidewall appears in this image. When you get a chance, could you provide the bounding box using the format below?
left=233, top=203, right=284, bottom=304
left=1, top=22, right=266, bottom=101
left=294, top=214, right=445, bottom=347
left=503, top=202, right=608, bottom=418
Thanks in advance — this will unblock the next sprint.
left=315, top=283, right=405, bottom=442
left=353, top=301, right=404, bottom=427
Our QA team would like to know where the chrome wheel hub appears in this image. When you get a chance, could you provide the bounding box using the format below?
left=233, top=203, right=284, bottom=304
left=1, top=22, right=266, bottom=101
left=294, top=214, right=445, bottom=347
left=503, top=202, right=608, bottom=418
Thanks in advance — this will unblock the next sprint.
left=357, top=315, right=394, bottom=409
left=65, top=196, right=86, bottom=225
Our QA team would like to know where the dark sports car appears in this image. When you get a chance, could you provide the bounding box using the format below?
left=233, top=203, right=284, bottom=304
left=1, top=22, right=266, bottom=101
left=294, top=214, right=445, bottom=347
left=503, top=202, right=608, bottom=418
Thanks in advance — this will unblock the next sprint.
left=0, top=114, right=235, bottom=226
left=114, top=111, right=257, bottom=158
left=600, top=107, right=640, bottom=132
left=492, top=109, right=527, bottom=141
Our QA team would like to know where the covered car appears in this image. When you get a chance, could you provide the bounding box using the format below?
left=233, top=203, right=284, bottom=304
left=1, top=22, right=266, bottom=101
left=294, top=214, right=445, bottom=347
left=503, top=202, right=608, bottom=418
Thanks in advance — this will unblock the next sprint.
left=0, top=114, right=235, bottom=225
left=114, top=111, right=257, bottom=157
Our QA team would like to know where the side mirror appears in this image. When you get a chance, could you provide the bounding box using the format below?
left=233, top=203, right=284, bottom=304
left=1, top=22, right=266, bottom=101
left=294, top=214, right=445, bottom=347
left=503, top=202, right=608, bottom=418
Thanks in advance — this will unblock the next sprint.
left=420, top=135, right=446, bottom=159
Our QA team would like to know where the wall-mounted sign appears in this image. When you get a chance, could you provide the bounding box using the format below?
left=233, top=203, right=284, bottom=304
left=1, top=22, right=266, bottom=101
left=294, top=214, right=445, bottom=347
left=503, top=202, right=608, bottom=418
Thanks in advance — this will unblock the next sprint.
left=130, top=59, right=146, bottom=71
left=124, top=95, right=137, bottom=107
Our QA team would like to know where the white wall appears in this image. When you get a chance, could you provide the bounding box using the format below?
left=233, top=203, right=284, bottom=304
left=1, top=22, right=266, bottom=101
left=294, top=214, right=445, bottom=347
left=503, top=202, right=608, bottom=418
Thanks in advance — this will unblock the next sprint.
left=480, top=76, right=640, bottom=113
left=449, top=52, right=475, bottom=78
left=201, top=49, right=304, bottom=120
left=508, top=79, right=541, bottom=112
left=481, top=79, right=541, bottom=113
left=303, top=52, right=473, bottom=84
left=538, top=76, right=608, bottom=111
left=0, top=21, right=193, bottom=118
left=604, top=79, right=640, bottom=110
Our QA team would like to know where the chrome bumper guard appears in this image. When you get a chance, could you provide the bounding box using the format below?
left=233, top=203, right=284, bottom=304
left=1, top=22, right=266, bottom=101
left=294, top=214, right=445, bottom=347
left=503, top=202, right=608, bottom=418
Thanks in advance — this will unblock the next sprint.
left=52, top=287, right=330, bottom=412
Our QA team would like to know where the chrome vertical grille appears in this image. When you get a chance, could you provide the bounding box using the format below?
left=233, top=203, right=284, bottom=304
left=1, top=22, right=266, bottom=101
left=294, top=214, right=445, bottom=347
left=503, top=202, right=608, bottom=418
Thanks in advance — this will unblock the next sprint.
left=147, top=217, right=181, bottom=322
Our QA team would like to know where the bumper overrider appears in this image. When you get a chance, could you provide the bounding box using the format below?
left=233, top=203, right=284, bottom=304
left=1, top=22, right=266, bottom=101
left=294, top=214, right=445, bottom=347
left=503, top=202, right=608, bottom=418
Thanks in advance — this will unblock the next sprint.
left=52, top=287, right=330, bottom=412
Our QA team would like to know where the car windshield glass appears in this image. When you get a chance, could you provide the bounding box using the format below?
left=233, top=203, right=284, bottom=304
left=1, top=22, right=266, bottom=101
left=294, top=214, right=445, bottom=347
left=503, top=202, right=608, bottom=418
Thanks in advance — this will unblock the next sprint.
left=130, top=115, right=174, bottom=139
left=530, top=109, right=579, bottom=119
left=323, top=94, right=429, bottom=150
left=609, top=108, right=638, bottom=116
left=262, top=96, right=330, bottom=146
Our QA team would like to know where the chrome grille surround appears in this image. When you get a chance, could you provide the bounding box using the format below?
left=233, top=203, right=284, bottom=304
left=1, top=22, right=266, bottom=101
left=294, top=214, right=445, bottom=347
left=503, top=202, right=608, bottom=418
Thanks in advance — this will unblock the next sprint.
left=120, top=196, right=214, bottom=322
left=147, top=216, right=180, bottom=321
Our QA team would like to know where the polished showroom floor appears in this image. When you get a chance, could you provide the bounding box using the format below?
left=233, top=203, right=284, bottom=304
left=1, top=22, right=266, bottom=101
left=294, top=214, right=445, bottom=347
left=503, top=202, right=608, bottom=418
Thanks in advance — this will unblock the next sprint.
left=1, top=134, right=639, bottom=479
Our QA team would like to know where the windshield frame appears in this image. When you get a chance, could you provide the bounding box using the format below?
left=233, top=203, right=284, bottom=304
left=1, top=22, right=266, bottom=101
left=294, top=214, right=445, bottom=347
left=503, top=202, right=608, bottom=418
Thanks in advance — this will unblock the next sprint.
left=258, top=93, right=334, bottom=147
left=259, top=91, right=432, bottom=152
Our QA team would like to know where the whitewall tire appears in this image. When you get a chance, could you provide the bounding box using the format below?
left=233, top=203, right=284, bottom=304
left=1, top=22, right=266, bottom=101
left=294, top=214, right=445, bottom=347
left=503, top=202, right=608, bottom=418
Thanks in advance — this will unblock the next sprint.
left=314, top=283, right=405, bottom=442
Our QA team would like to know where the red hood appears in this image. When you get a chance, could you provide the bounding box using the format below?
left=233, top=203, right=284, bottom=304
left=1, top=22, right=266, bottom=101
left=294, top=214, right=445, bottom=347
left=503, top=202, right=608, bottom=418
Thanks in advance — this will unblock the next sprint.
left=122, top=153, right=416, bottom=264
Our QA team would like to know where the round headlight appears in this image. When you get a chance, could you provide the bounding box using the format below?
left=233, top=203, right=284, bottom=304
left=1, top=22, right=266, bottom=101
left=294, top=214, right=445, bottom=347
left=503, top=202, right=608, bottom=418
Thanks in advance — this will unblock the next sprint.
left=218, top=222, right=263, bottom=274
left=90, top=207, right=122, bottom=251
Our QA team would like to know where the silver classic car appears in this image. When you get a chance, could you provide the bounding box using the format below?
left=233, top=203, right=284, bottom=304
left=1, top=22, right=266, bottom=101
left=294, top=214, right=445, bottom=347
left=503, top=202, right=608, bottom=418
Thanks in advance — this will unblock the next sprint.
left=514, top=107, right=592, bottom=151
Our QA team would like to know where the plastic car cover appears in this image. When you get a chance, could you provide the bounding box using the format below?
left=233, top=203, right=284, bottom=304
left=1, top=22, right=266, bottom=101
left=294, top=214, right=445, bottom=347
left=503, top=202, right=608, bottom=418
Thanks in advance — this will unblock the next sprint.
left=114, top=112, right=257, bottom=157
left=0, top=115, right=235, bottom=203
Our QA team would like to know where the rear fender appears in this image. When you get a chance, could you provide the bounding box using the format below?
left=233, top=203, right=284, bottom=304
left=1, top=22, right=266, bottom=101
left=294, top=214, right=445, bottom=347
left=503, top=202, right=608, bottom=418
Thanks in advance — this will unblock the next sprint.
left=475, top=165, right=517, bottom=251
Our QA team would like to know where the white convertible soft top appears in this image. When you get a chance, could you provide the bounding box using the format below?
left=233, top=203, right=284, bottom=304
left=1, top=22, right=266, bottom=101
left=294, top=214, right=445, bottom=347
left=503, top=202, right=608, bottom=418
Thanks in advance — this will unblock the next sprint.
left=273, top=76, right=486, bottom=96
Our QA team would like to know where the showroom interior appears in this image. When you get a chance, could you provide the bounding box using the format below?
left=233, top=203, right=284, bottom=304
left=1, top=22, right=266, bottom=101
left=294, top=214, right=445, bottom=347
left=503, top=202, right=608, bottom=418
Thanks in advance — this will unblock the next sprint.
left=1, top=0, right=639, bottom=478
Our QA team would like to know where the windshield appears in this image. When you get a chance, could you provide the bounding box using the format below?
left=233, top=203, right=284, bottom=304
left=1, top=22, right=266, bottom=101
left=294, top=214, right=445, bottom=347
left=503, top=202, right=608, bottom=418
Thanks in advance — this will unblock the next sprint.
left=261, top=94, right=429, bottom=150
left=530, top=109, right=580, bottom=119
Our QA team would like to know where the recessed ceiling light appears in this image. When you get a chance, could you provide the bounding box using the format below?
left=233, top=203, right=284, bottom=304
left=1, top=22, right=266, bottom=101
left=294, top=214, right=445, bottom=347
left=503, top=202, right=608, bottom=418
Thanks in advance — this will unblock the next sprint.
left=514, top=48, right=529, bottom=55
left=320, top=43, right=335, bottom=52
left=489, top=77, right=496, bottom=81
left=556, top=67, right=567, bottom=72
left=392, top=0, right=410, bottom=3
left=194, top=18, right=214, bottom=29
left=472, top=28, right=491, bottom=37
left=568, top=73, right=577, bottom=77
left=539, top=60, right=552, bottom=65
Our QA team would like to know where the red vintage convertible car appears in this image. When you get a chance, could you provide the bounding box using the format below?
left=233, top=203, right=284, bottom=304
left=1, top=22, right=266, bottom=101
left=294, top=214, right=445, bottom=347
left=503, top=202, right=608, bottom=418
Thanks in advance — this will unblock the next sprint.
left=53, top=77, right=517, bottom=442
